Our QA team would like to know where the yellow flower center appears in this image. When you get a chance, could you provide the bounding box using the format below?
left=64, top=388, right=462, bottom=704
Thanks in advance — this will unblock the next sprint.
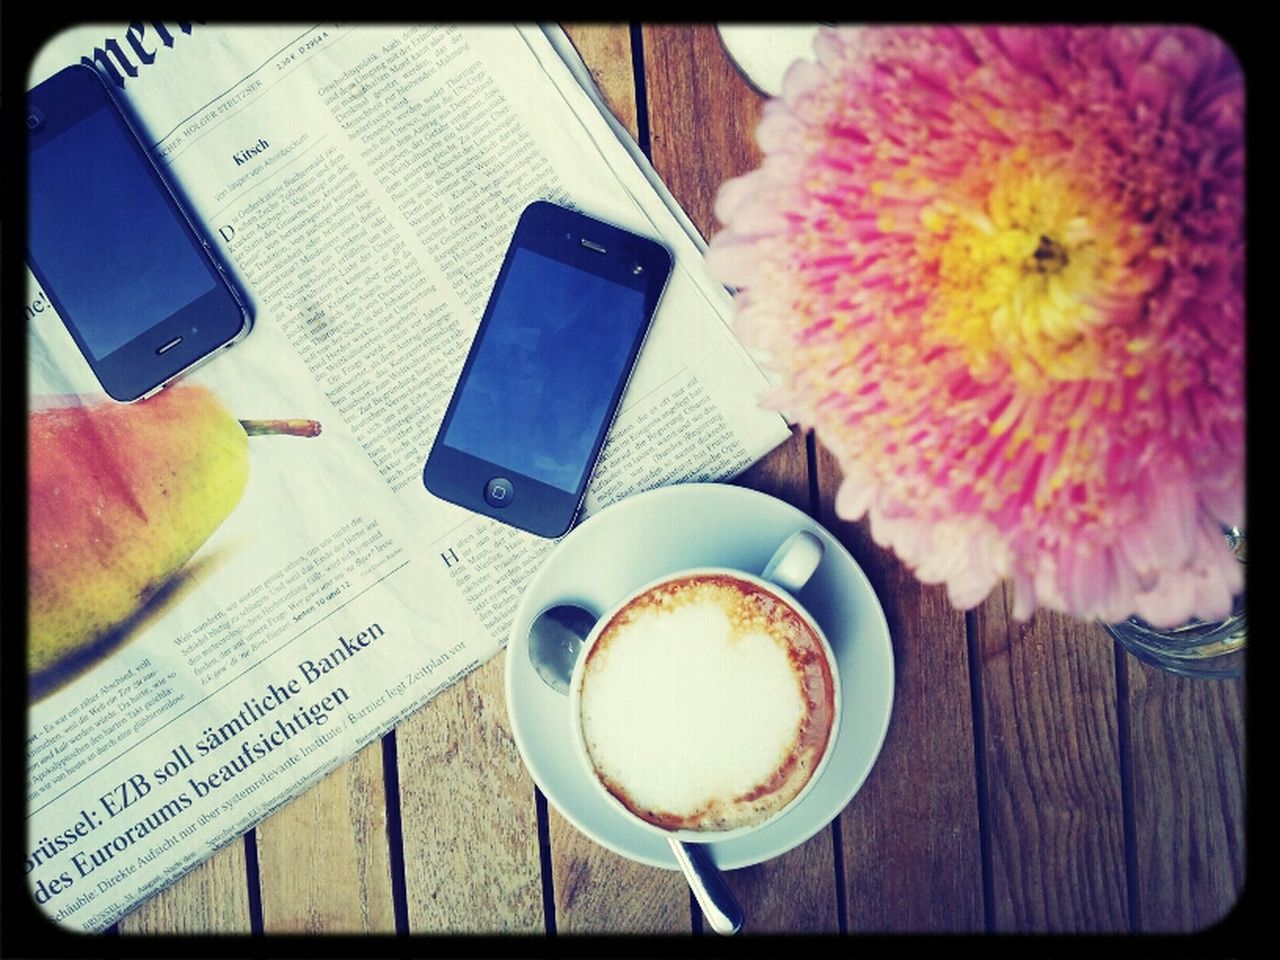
left=915, top=158, right=1149, bottom=387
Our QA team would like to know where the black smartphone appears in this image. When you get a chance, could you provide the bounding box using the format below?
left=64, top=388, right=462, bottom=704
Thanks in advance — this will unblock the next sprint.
left=26, top=64, right=251, bottom=402
left=423, top=200, right=673, bottom=538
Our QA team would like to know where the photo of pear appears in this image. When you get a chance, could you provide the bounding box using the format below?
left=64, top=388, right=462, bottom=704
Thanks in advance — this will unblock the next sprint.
left=27, top=383, right=321, bottom=680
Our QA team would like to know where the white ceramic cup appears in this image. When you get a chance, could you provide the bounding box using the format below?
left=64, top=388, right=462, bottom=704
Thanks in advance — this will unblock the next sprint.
left=568, top=530, right=840, bottom=844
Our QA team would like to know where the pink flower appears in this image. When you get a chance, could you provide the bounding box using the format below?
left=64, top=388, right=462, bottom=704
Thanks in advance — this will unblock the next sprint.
left=708, top=26, right=1244, bottom=627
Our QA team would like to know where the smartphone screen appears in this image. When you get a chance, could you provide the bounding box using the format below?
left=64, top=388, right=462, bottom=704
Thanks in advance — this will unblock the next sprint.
left=424, top=201, right=672, bottom=538
left=26, top=65, right=249, bottom=401
left=440, top=248, right=645, bottom=492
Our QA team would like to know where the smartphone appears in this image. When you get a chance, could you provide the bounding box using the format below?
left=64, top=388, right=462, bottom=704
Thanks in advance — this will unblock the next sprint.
left=26, top=64, right=251, bottom=402
left=423, top=200, right=673, bottom=538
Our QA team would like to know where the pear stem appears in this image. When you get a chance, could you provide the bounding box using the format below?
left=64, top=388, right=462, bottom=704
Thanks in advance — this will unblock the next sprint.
left=239, top=418, right=322, bottom=438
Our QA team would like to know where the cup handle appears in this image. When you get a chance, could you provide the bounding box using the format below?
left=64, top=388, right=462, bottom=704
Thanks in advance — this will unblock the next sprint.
left=761, top=530, right=824, bottom=595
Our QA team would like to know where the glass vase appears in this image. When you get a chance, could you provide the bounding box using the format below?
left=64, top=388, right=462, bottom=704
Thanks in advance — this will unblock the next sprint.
left=1102, top=527, right=1245, bottom=679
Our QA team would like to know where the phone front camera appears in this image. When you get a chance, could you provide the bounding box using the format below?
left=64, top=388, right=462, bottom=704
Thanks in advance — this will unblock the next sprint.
left=632, top=263, right=644, bottom=275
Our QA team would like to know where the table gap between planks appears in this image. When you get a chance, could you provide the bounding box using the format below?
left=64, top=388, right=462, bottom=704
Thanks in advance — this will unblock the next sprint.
left=112, top=22, right=1246, bottom=941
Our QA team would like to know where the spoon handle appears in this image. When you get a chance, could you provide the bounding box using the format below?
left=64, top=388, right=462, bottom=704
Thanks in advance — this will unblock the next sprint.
left=668, top=838, right=744, bottom=935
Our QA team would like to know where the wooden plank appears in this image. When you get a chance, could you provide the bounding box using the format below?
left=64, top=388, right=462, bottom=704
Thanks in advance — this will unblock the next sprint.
left=814, top=442, right=985, bottom=932
left=254, top=739, right=395, bottom=932
left=727, top=460, right=844, bottom=942
left=723, top=834, right=840, bottom=933
left=538, top=24, right=696, bottom=936
left=727, top=431, right=840, bottom=935
left=975, top=600, right=1128, bottom=932
left=729, top=431, right=840, bottom=934
left=637, top=24, right=842, bottom=934
left=732, top=427, right=811, bottom=513
left=729, top=431, right=831, bottom=936
left=1124, top=657, right=1245, bottom=932
left=640, top=24, right=764, bottom=241
left=116, top=838, right=252, bottom=934
left=632, top=21, right=809, bottom=541
left=561, top=24, right=639, bottom=142
left=547, top=808, right=692, bottom=933
left=395, top=658, right=544, bottom=933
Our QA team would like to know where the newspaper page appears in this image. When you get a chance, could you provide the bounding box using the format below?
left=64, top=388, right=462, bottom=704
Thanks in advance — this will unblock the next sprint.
left=23, top=22, right=791, bottom=931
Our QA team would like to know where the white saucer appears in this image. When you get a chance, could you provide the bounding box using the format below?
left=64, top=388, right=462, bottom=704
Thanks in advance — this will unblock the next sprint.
left=716, top=24, right=821, bottom=97
left=504, top=482, right=894, bottom=870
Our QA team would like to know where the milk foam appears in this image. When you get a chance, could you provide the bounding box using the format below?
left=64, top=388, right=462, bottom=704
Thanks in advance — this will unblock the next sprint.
left=579, top=576, right=825, bottom=831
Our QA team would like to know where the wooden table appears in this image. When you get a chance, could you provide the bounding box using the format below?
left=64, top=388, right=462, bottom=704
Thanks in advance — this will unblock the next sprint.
left=110, top=24, right=1246, bottom=942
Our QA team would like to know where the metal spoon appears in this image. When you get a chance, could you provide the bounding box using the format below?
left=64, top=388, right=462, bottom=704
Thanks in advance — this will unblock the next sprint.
left=528, top=604, right=595, bottom=697
left=528, top=602, right=745, bottom=935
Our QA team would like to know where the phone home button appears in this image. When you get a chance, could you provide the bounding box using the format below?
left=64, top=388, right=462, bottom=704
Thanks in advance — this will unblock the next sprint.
left=484, top=477, right=514, bottom=508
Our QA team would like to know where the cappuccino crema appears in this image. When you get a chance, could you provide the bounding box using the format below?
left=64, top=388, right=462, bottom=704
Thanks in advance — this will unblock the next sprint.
left=578, top=573, right=835, bottom=833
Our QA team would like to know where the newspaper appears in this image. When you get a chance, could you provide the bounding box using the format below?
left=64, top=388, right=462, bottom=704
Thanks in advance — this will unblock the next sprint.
left=23, top=22, right=790, bottom=931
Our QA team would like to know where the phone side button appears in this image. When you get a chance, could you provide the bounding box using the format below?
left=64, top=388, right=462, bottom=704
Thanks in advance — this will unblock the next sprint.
left=484, top=477, right=514, bottom=508
left=156, top=336, right=184, bottom=355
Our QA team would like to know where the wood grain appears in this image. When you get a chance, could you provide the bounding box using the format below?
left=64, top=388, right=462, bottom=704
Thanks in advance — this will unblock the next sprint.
left=116, top=836, right=252, bottom=934
left=732, top=426, right=812, bottom=514
left=638, top=24, right=844, bottom=935
left=547, top=807, right=692, bottom=934
left=538, top=24, right=726, bottom=936
left=395, top=657, right=543, bottom=933
left=1124, top=657, right=1245, bottom=932
left=723, top=833, right=841, bottom=933
left=975, top=598, right=1129, bottom=932
left=723, top=432, right=840, bottom=936
left=254, top=739, right=395, bottom=932
left=640, top=24, right=764, bottom=241
left=561, top=24, right=639, bottom=142
left=814, top=441, right=985, bottom=932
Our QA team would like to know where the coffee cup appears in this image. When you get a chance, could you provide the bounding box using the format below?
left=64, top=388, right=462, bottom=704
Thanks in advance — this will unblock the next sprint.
left=568, top=531, right=839, bottom=843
